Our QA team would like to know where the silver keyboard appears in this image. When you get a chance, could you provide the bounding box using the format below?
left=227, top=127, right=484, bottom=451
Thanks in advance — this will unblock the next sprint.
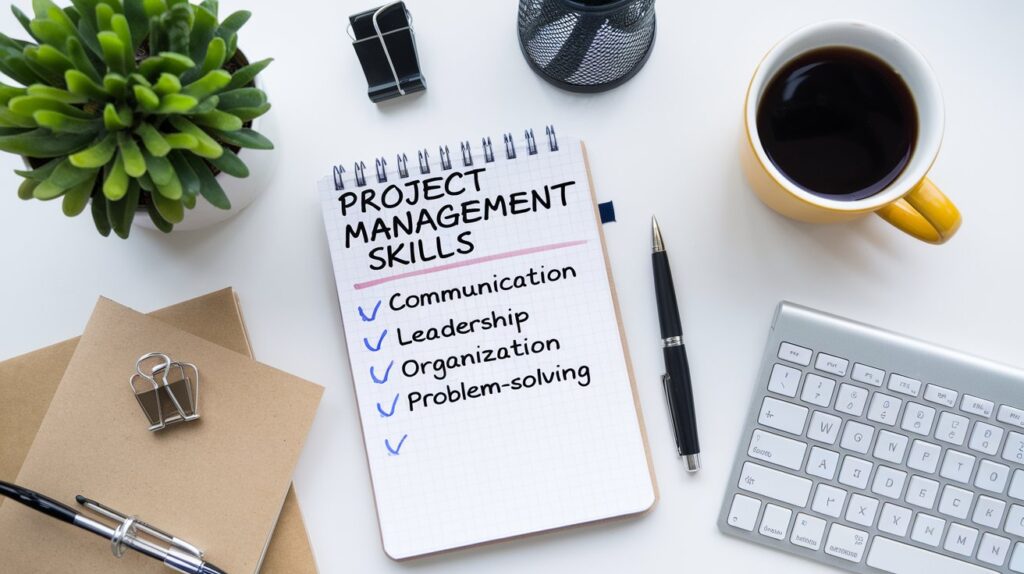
left=719, top=302, right=1024, bottom=574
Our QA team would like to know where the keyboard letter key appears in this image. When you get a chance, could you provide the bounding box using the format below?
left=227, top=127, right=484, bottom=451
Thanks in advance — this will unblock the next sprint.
left=767, top=363, right=801, bottom=397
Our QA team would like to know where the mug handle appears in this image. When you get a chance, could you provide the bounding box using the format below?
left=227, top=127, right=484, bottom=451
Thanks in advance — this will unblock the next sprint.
left=875, top=178, right=962, bottom=244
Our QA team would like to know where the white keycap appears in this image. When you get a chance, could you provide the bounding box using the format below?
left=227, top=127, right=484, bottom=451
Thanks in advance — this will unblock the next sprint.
left=998, top=405, right=1024, bottom=428
left=790, top=513, right=826, bottom=551
left=969, top=422, right=1004, bottom=455
left=962, top=395, right=994, bottom=418
left=872, top=466, right=908, bottom=499
left=937, top=485, right=974, bottom=520
left=975, top=459, right=1010, bottom=493
left=801, top=373, right=836, bottom=408
left=748, top=429, right=807, bottom=471
left=868, top=393, right=903, bottom=426
left=851, top=362, right=885, bottom=387
left=758, top=503, right=791, bottom=540
left=1010, top=469, right=1024, bottom=500
left=1011, top=542, right=1024, bottom=573
left=977, top=533, right=1011, bottom=567
left=935, top=412, right=970, bottom=446
left=944, top=523, right=979, bottom=557
left=972, top=496, right=1006, bottom=529
left=726, top=494, right=761, bottom=531
left=1003, top=432, right=1024, bottom=464
left=778, top=342, right=812, bottom=366
left=835, top=383, right=868, bottom=416
left=738, top=462, right=812, bottom=507
left=905, top=475, right=940, bottom=509
left=901, top=402, right=936, bottom=436
left=868, top=536, right=999, bottom=574
left=1006, top=504, right=1024, bottom=537
left=767, top=363, right=801, bottom=397
left=806, top=446, right=839, bottom=480
left=872, top=430, right=909, bottom=464
left=911, top=513, right=946, bottom=547
left=812, top=483, right=848, bottom=518
left=908, top=440, right=942, bottom=473
left=845, top=493, right=879, bottom=527
left=815, top=352, right=849, bottom=377
left=807, top=411, right=841, bottom=445
left=841, top=420, right=875, bottom=454
left=940, top=450, right=976, bottom=484
left=878, top=503, right=913, bottom=536
left=924, top=384, right=958, bottom=408
left=758, top=397, right=808, bottom=436
left=839, top=456, right=873, bottom=489
left=824, top=523, right=868, bottom=563
left=888, top=373, right=922, bottom=397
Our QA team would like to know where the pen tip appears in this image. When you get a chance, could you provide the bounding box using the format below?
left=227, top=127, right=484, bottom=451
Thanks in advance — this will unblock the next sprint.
left=75, top=495, right=86, bottom=504
left=651, top=216, right=664, bottom=252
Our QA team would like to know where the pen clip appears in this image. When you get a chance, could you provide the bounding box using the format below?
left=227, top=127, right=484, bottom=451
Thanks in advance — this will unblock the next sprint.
left=662, top=374, right=681, bottom=446
left=77, top=496, right=204, bottom=560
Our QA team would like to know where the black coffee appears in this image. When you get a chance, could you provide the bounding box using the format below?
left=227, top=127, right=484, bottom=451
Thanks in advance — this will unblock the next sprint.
left=756, top=47, right=918, bottom=201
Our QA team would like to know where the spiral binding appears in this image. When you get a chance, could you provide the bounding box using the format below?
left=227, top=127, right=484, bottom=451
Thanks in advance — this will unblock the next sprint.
left=332, top=126, right=559, bottom=190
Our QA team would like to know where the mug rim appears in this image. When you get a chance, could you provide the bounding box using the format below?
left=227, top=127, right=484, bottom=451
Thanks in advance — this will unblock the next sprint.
left=744, top=20, right=945, bottom=212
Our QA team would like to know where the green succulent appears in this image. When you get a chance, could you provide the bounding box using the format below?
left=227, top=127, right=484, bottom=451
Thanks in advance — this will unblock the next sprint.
left=0, top=0, right=273, bottom=237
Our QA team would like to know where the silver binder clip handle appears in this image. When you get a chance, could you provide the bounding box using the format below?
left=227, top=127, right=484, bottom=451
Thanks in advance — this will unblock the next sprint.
left=373, top=2, right=408, bottom=96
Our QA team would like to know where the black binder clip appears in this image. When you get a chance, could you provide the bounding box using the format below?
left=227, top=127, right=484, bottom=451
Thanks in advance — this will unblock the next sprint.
left=349, top=2, right=426, bottom=103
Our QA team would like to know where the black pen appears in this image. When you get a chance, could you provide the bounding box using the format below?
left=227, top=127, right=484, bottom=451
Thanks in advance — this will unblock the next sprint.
left=651, top=216, right=701, bottom=472
left=0, top=480, right=227, bottom=574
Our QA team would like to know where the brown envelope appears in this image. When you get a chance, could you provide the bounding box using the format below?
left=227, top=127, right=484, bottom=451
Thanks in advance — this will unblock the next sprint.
left=0, top=289, right=319, bottom=573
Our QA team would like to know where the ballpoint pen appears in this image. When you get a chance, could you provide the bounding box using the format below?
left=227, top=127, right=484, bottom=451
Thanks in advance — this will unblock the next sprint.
left=651, top=216, right=702, bottom=472
left=0, top=480, right=227, bottom=574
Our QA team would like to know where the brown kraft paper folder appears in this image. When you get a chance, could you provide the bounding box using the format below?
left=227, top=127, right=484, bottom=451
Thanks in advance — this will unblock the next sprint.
left=0, top=291, right=322, bottom=573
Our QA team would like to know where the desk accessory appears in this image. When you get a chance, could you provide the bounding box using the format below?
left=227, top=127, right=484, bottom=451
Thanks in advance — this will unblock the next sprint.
left=517, top=0, right=656, bottom=92
left=349, top=2, right=426, bottom=102
left=0, top=0, right=275, bottom=237
left=720, top=302, right=1024, bottom=573
left=742, top=21, right=961, bottom=244
left=650, top=216, right=701, bottom=472
left=131, top=352, right=200, bottom=431
left=318, top=128, right=656, bottom=558
left=0, top=481, right=227, bottom=574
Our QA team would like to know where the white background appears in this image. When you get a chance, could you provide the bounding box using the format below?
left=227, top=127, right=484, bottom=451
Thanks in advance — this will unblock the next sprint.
left=2, top=1, right=1023, bottom=572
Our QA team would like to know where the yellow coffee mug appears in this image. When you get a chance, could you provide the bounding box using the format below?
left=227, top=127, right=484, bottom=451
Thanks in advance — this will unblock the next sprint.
left=742, top=21, right=961, bottom=244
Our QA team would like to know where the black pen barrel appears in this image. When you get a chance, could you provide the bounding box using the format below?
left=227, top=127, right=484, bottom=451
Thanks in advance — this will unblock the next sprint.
left=652, top=252, right=682, bottom=338
left=664, top=346, right=700, bottom=456
left=0, top=480, right=78, bottom=524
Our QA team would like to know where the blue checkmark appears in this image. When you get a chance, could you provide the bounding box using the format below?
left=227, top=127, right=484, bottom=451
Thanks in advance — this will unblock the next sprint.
left=385, top=434, right=408, bottom=455
left=358, top=300, right=382, bottom=322
left=377, top=393, right=400, bottom=417
left=370, top=361, right=394, bottom=384
left=363, top=329, right=387, bottom=352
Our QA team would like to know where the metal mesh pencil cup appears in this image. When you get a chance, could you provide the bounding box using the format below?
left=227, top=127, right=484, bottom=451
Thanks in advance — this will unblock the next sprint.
left=517, top=0, right=656, bottom=93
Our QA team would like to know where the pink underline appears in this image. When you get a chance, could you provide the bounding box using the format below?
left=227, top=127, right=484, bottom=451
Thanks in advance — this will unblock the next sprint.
left=353, top=240, right=588, bottom=290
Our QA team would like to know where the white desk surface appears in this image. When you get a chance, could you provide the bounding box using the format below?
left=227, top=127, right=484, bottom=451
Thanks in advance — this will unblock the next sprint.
left=2, top=1, right=1023, bottom=572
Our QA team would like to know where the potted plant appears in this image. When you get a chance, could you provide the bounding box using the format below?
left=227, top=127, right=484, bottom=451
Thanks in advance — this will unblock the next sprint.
left=0, top=0, right=273, bottom=237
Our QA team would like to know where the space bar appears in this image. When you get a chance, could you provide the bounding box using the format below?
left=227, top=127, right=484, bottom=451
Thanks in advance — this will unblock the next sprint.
left=867, top=537, right=997, bottom=574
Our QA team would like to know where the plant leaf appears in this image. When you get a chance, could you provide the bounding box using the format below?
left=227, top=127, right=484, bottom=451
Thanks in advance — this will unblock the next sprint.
left=143, top=150, right=173, bottom=185
left=186, top=153, right=229, bottom=209
left=168, top=150, right=198, bottom=198
left=110, top=14, right=134, bottom=67
left=103, top=72, right=128, bottom=99
left=154, top=167, right=182, bottom=200
left=61, top=169, right=96, bottom=216
left=145, top=199, right=172, bottom=232
left=97, top=31, right=126, bottom=74
left=168, top=116, right=221, bottom=157
left=135, top=122, right=170, bottom=156
left=215, top=87, right=265, bottom=110
left=138, top=52, right=193, bottom=77
left=103, top=103, right=132, bottom=129
left=92, top=191, right=112, bottom=235
left=197, top=36, right=224, bottom=77
left=18, top=177, right=39, bottom=199
left=0, top=127, right=94, bottom=157
left=69, top=133, right=116, bottom=167
left=0, top=82, right=27, bottom=105
left=154, top=93, right=197, bottom=113
left=11, top=6, right=41, bottom=42
left=162, top=3, right=192, bottom=55
left=225, top=57, right=271, bottom=91
left=226, top=102, right=270, bottom=122
left=163, top=132, right=197, bottom=149
left=188, top=95, right=217, bottom=113
left=65, top=69, right=108, bottom=99
left=8, top=95, right=93, bottom=119
left=151, top=186, right=183, bottom=222
left=188, top=5, right=216, bottom=64
left=132, top=84, right=159, bottom=111
left=47, top=157, right=98, bottom=188
left=123, top=0, right=147, bottom=49
left=102, top=151, right=129, bottom=199
left=181, top=69, right=229, bottom=99
left=0, top=107, right=37, bottom=128
left=191, top=108, right=240, bottom=131
left=33, top=110, right=102, bottom=134
left=215, top=10, right=249, bottom=57
left=26, top=84, right=87, bottom=104
left=117, top=131, right=146, bottom=176
left=107, top=179, right=139, bottom=237
left=206, top=146, right=247, bottom=178
left=14, top=157, right=61, bottom=180
left=152, top=72, right=180, bottom=95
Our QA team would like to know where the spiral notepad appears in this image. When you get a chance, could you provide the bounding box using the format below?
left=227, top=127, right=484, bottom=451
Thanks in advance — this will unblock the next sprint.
left=317, top=128, right=656, bottom=559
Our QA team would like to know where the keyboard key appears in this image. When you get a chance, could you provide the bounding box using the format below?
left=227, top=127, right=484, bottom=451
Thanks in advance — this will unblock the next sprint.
left=812, top=483, right=847, bottom=517
left=851, top=362, right=885, bottom=387
left=738, top=462, right=812, bottom=507
left=824, top=523, right=868, bottom=563
left=748, top=429, right=807, bottom=471
left=867, top=393, right=903, bottom=426
left=901, top=402, right=936, bottom=436
left=758, top=503, right=791, bottom=540
left=845, top=493, right=879, bottom=527
left=726, top=494, right=761, bottom=531
left=815, top=352, right=849, bottom=377
left=1010, top=470, right=1024, bottom=500
left=790, top=513, right=826, bottom=551
left=801, top=373, right=836, bottom=407
left=758, top=397, right=808, bottom=436
left=969, top=422, right=1004, bottom=455
left=937, top=485, right=973, bottom=520
left=962, top=395, right=994, bottom=418
left=841, top=420, right=875, bottom=454
left=1006, top=504, right=1024, bottom=537
left=907, top=440, right=942, bottom=473
left=975, top=460, right=1010, bottom=493
left=998, top=405, right=1024, bottom=428
left=874, top=430, right=909, bottom=464
left=839, top=456, right=873, bottom=489
left=806, top=446, right=839, bottom=480
left=878, top=503, right=913, bottom=536
left=972, top=496, right=1006, bottom=529
left=911, top=513, right=946, bottom=547
left=1011, top=542, right=1024, bottom=572
left=767, top=363, right=801, bottom=397
left=923, top=383, right=958, bottom=408
left=888, top=373, right=922, bottom=397
left=1003, top=431, right=1024, bottom=464
left=934, top=412, right=970, bottom=446
left=868, top=536, right=998, bottom=574
left=940, top=450, right=976, bottom=484
left=835, top=383, right=868, bottom=416
left=807, top=411, right=841, bottom=444
left=905, top=475, right=940, bottom=509
left=872, top=466, right=908, bottom=499
left=778, top=342, right=812, bottom=366
left=944, top=523, right=979, bottom=557
left=977, top=532, right=1010, bottom=567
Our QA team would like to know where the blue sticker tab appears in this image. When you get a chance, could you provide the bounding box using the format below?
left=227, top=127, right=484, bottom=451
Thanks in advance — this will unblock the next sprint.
left=598, top=201, right=616, bottom=223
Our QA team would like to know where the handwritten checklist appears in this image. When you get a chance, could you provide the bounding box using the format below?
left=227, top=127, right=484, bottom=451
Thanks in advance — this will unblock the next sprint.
left=319, top=136, right=655, bottom=559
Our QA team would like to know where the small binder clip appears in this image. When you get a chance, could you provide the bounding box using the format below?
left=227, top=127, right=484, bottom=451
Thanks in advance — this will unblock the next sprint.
left=130, top=353, right=200, bottom=432
left=349, top=2, right=426, bottom=103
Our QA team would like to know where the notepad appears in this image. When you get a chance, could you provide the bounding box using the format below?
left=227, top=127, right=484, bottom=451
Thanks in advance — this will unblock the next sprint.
left=318, top=129, right=656, bottom=559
